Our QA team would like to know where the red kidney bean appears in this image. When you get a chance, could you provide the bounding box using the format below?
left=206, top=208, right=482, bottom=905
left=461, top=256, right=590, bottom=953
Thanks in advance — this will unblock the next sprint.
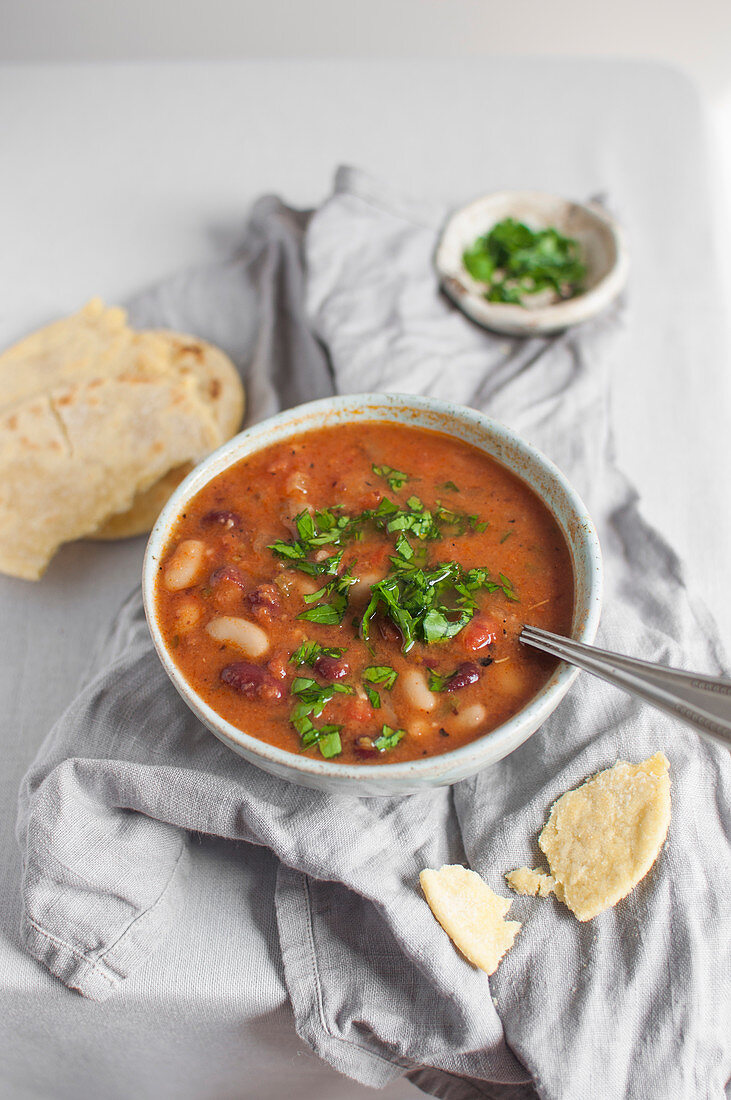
left=202, top=510, right=242, bottom=530
left=444, top=661, right=480, bottom=692
left=244, top=583, right=282, bottom=622
left=353, top=734, right=379, bottom=757
left=220, top=662, right=283, bottom=701
left=210, top=564, right=249, bottom=589
left=313, top=655, right=350, bottom=681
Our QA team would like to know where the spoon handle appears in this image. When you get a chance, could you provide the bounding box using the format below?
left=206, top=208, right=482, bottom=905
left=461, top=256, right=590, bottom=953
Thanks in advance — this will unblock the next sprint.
left=520, top=625, right=731, bottom=750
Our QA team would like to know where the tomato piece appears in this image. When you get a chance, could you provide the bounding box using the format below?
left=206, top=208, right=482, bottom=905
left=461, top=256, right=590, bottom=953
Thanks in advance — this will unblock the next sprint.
left=461, top=617, right=499, bottom=652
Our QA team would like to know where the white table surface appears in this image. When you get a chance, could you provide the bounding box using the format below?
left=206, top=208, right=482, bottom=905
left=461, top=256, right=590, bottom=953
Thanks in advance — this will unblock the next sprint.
left=0, top=58, right=729, bottom=1100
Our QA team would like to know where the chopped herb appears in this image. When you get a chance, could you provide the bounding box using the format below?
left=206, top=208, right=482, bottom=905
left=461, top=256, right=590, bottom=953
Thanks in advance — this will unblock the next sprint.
left=298, top=572, right=357, bottom=625
left=500, top=531, right=513, bottom=544
left=499, top=572, right=519, bottom=601
left=316, top=729, right=343, bottom=758
left=361, top=556, right=518, bottom=651
left=363, top=665, right=398, bottom=689
left=427, top=669, right=452, bottom=692
left=372, top=464, right=409, bottom=492
left=394, top=532, right=414, bottom=560
left=267, top=539, right=307, bottom=561
left=290, top=640, right=344, bottom=668
left=441, top=480, right=460, bottom=492
left=462, top=217, right=586, bottom=306
left=365, top=685, right=381, bottom=708
left=290, top=677, right=352, bottom=730
left=298, top=716, right=343, bottom=758
left=374, top=725, right=406, bottom=751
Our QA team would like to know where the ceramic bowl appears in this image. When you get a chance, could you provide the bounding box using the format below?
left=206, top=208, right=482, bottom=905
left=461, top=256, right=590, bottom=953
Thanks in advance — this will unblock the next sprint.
left=143, top=393, right=602, bottom=796
left=435, top=190, right=629, bottom=336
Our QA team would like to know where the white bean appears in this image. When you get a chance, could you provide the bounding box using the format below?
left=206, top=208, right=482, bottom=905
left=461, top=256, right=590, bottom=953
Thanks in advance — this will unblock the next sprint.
left=400, top=668, right=437, bottom=713
left=408, top=717, right=437, bottom=739
left=491, top=660, right=528, bottom=697
left=163, top=539, right=206, bottom=591
left=173, top=597, right=203, bottom=634
left=350, top=569, right=383, bottom=600
left=284, top=471, right=311, bottom=496
left=446, top=702, right=487, bottom=736
left=205, top=616, right=269, bottom=658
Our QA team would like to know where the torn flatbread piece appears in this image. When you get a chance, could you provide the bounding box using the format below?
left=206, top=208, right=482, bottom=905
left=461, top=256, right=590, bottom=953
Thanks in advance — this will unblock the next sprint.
left=0, top=375, right=220, bottom=580
left=0, top=300, right=245, bottom=574
left=505, top=866, right=557, bottom=898
left=420, top=864, right=521, bottom=975
left=507, top=752, right=671, bottom=921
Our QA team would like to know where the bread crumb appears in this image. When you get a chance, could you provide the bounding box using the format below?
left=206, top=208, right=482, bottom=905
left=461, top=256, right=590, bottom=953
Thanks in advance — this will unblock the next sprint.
left=506, top=866, right=556, bottom=898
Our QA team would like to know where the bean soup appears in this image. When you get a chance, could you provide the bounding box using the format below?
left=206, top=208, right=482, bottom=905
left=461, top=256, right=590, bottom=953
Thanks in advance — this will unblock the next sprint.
left=155, top=423, right=573, bottom=764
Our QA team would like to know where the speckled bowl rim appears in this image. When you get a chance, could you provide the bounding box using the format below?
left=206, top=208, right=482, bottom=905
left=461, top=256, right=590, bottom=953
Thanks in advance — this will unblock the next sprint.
left=143, top=393, right=603, bottom=789
left=435, top=190, right=630, bottom=335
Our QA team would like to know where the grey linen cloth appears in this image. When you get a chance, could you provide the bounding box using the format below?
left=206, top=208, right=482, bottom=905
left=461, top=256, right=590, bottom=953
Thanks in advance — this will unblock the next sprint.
left=17, top=168, right=731, bottom=1100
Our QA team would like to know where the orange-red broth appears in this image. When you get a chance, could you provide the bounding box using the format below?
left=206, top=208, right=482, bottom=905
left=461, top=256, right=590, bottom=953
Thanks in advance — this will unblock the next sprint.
left=156, top=423, right=574, bottom=765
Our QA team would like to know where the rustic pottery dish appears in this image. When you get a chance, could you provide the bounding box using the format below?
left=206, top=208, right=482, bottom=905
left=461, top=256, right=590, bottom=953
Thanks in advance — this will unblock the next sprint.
left=435, top=191, right=629, bottom=337
left=143, top=393, right=602, bottom=795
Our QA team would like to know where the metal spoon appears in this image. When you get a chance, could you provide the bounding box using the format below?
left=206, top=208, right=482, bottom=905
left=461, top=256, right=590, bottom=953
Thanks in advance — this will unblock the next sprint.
left=520, top=625, right=731, bottom=750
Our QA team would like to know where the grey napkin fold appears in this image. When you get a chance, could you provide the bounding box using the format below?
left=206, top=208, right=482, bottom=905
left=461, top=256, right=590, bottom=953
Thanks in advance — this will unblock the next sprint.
left=17, top=168, right=731, bottom=1100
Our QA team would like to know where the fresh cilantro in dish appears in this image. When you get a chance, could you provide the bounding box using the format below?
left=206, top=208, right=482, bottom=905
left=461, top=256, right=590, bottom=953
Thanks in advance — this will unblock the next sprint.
left=372, top=464, right=409, bottom=492
left=289, top=676, right=353, bottom=758
left=374, top=725, right=406, bottom=751
left=364, top=685, right=381, bottom=708
left=462, top=217, right=586, bottom=306
left=362, top=665, right=398, bottom=689
left=360, top=541, right=518, bottom=652
left=290, top=640, right=344, bottom=668
left=427, top=668, right=454, bottom=692
left=298, top=572, right=357, bottom=624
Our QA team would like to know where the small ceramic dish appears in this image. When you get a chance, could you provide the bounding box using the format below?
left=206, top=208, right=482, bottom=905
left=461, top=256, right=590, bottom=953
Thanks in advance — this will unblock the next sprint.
left=143, top=393, right=603, bottom=796
left=435, top=190, right=629, bottom=337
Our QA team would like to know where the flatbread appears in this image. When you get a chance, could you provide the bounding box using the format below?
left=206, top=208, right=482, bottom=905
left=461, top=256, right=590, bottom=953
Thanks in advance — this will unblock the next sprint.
left=0, top=301, right=245, bottom=572
left=0, top=375, right=220, bottom=580
left=420, top=864, right=521, bottom=975
left=91, top=330, right=244, bottom=539
left=507, top=753, right=671, bottom=921
left=88, top=463, right=193, bottom=541
left=0, top=299, right=166, bottom=407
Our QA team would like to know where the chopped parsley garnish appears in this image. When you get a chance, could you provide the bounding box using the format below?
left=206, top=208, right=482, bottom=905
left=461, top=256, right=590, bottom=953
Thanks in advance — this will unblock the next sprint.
left=361, top=665, right=398, bottom=709
left=361, top=552, right=517, bottom=652
left=290, top=640, right=344, bottom=668
left=500, top=531, right=513, bottom=544
left=298, top=572, right=356, bottom=624
left=267, top=509, right=357, bottom=569
left=289, top=676, right=352, bottom=758
left=362, top=665, right=398, bottom=689
left=374, top=725, right=406, bottom=751
left=498, top=572, right=518, bottom=601
left=427, top=669, right=453, bottom=692
left=441, top=480, right=459, bottom=492
left=364, top=685, right=381, bottom=708
left=299, top=720, right=343, bottom=758
left=462, top=217, right=586, bottom=306
left=372, top=464, right=409, bottom=492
